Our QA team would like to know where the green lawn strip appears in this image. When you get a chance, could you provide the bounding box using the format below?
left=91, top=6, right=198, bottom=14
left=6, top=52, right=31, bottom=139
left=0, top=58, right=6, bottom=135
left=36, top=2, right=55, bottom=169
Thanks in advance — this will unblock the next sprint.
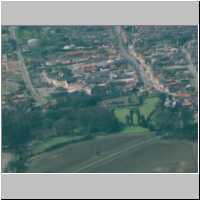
left=32, top=135, right=85, bottom=155
left=120, top=126, right=149, bottom=134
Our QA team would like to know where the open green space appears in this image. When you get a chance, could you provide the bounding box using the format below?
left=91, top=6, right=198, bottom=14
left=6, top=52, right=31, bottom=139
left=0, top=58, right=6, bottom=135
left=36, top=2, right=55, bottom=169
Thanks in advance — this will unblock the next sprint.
left=114, top=107, right=130, bottom=124
left=114, top=96, right=159, bottom=134
left=114, top=96, right=159, bottom=121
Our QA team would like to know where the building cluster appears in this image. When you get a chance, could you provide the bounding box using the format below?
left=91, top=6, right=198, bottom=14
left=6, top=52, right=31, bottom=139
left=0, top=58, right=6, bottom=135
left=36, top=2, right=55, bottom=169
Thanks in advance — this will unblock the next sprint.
left=125, top=26, right=198, bottom=109
left=41, top=47, right=139, bottom=97
left=2, top=26, right=197, bottom=113
left=2, top=26, right=140, bottom=107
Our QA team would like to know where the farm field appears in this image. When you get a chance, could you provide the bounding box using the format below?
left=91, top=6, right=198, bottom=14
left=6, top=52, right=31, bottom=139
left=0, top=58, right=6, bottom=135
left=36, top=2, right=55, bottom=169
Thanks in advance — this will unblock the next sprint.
left=27, top=133, right=153, bottom=172
left=26, top=132, right=197, bottom=173
left=81, top=139, right=198, bottom=173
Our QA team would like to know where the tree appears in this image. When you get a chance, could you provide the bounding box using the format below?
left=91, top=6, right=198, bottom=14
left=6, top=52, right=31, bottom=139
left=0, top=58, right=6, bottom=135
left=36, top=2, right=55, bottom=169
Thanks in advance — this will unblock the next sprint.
left=139, top=95, right=145, bottom=105
left=2, top=108, right=31, bottom=150
left=2, top=108, right=34, bottom=172
left=129, top=109, right=134, bottom=125
left=125, top=114, right=130, bottom=126
left=139, top=114, right=147, bottom=128
left=148, top=99, right=197, bottom=139
left=50, top=105, right=121, bottom=137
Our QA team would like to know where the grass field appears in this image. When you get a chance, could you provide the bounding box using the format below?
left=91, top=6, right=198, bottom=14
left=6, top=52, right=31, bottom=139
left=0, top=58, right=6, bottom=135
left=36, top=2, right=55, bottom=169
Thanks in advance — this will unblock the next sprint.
left=114, top=96, right=159, bottom=134
left=114, top=97, right=159, bottom=123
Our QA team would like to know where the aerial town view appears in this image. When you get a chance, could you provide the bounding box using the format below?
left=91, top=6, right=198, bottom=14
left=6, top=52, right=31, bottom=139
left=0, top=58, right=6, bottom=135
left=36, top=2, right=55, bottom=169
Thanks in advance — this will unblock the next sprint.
left=1, top=26, right=198, bottom=173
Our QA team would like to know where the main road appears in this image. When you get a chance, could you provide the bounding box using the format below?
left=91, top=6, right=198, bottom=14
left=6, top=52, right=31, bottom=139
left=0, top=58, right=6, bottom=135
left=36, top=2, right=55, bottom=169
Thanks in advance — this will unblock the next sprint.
left=182, top=48, right=198, bottom=91
left=113, top=26, right=148, bottom=87
left=9, top=27, right=46, bottom=106
left=113, top=26, right=175, bottom=96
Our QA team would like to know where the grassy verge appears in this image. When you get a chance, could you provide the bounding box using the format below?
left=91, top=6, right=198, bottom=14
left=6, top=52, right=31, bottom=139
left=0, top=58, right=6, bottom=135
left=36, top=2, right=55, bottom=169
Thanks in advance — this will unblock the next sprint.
left=31, top=135, right=90, bottom=156
left=120, top=126, right=149, bottom=134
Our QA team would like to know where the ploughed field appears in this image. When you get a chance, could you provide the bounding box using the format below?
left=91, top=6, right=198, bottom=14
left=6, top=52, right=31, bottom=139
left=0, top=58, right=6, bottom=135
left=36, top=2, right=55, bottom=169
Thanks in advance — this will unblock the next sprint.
left=27, top=133, right=198, bottom=173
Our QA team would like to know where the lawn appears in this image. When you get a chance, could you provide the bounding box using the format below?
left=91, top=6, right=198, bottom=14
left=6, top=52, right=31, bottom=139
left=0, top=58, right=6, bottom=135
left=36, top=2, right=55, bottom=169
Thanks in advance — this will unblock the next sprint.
left=120, top=126, right=149, bottom=134
left=139, top=97, right=159, bottom=119
left=114, top=97, right=159, bottom=122
left=114, top=96, right=159, bottom=134
left=114, top=107, right=130, bottom=124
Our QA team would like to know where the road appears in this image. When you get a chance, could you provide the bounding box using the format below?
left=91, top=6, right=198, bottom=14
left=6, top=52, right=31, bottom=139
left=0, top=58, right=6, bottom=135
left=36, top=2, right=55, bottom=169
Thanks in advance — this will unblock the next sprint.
left=182, top=48, right=198, bottom=90
left=9, top=27, right=46, bottom=106
left=113, top=26, right=148, bottom=86
left=113, top=26, right=174, bottom=96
